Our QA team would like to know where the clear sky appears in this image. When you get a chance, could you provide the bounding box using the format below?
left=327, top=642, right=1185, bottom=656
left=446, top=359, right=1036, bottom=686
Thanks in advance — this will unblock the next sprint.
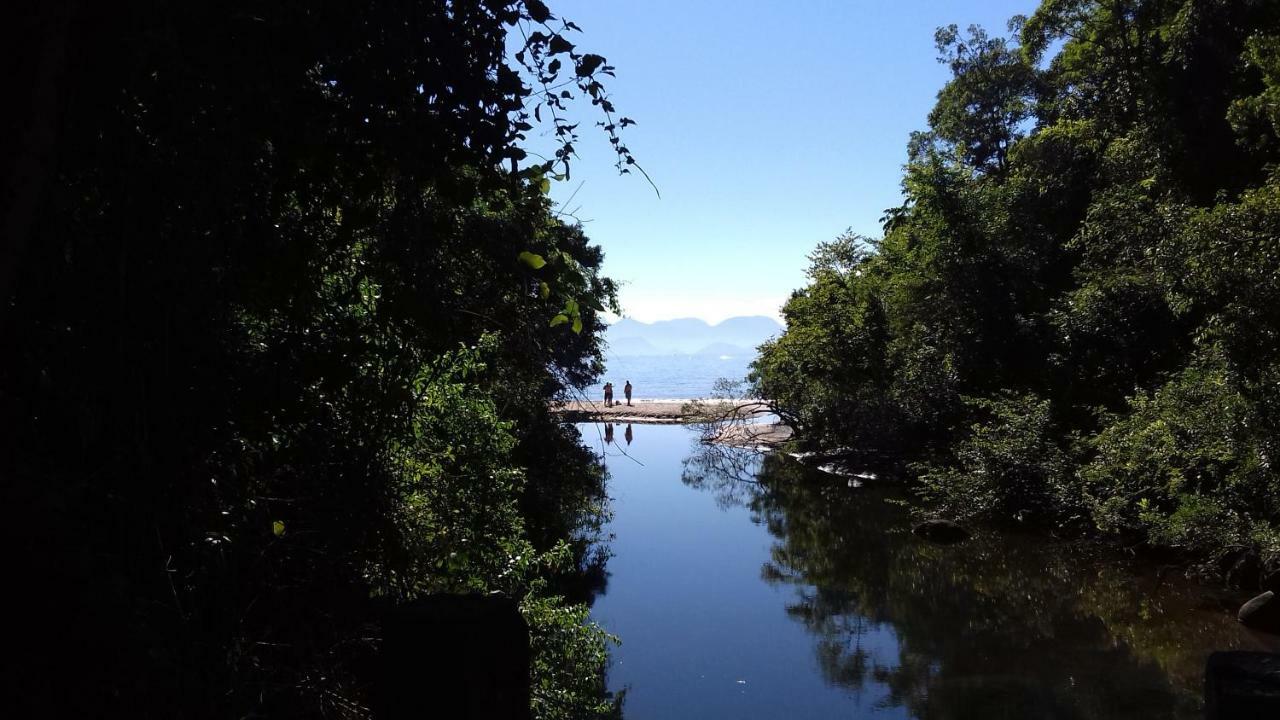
left=530, top=0, right=1035, bottom=323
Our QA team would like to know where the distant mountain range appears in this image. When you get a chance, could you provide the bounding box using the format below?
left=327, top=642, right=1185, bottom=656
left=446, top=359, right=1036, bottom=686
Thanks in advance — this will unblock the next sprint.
left=604, top=316, right=783, bottom=356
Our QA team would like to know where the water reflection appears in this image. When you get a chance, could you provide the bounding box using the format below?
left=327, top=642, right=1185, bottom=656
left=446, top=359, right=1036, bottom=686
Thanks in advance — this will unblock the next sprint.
left=602, top=422, right=636, bottom=448
left=682, top=446, right=1275, bottom=719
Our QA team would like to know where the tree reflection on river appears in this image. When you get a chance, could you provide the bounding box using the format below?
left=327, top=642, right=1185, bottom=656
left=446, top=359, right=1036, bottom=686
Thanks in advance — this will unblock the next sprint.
left=681, top=444, right=1276, bottom=719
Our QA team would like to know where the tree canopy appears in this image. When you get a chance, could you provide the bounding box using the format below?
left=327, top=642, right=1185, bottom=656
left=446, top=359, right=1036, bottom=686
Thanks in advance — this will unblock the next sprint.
left=2, top=1, right=632, bottom=716
left=755, top=0, right=1280, bottom=584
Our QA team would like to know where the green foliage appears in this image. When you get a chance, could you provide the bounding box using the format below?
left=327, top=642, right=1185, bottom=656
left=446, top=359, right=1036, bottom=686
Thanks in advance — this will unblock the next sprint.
left=925, top=23, right=1038, bottom=173
left=918, top=392, right=1077, bottom=525
left=525, top=594, right=624, bottom=720
left=1082, top=355, right=1279, bottom=559
left=1228, top=32, right=1280, bottom=149
left=755, top=0, right=1280, bottom=580
left=750, top=233, right=913, bottom=453
left=520, top=251, right=549, bottom=269
left=2, top=1, right=630, bottom=716
left=380, top=344, right=621, bottom=716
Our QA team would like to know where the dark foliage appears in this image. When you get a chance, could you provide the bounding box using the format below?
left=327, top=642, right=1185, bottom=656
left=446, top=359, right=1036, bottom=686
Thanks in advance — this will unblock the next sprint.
left=2, top=1, right=630, bottom=716
left=755, top=0, right=1280, bottom=582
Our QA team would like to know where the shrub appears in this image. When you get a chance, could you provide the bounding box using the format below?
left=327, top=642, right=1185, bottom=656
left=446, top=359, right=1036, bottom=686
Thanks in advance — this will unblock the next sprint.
left=918, top=392, right=1077, bottom=525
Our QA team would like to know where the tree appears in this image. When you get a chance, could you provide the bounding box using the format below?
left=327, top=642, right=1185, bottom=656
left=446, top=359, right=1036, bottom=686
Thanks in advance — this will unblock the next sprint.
left=755, top=0, right=1280, bottom=582
left=1, top=2, right=635, bottom=715
left=924, top=22, right=1038, bottom=174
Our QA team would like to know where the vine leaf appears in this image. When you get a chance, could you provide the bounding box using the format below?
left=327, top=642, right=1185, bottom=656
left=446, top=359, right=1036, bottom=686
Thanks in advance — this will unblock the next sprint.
left=549, top=35, right=573, bottom=55
left=576, top=54, right=606, bottom=77
left=525, top=0, right=552, bottom=23
left=518, top=251, right=547, bottom=269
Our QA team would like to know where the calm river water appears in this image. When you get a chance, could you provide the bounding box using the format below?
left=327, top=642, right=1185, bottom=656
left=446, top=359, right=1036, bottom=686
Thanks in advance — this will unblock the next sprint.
left=584, top=422, right=1278, bottom=719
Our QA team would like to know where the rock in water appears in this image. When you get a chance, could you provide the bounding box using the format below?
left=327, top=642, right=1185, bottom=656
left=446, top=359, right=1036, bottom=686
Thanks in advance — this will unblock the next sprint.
left=1239, top=591, right=1280, bottom=634
left=912, top=519, right=970, bottom=544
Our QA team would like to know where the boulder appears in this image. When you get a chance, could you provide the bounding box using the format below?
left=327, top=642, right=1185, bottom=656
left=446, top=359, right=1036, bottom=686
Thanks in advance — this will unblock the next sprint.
left=1239, top=591, right=1280, bottom=634
left=1205, top=651, right=1280, bottom=719
left=1226, top=550, right=1263, bottom=590
left=1261, top=567, right=1280, bottom=593
left=912, top=519, right=970, bottom=544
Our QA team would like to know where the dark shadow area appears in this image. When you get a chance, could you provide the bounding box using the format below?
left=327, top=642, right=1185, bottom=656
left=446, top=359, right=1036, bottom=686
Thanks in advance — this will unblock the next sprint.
left=377, top=595, right=530, bottom=720
left=0, top=3, right=627, bottom=716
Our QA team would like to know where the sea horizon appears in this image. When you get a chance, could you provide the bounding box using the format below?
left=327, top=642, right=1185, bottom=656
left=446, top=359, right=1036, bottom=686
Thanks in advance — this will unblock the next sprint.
left=585, top=352, right=755, bottom=401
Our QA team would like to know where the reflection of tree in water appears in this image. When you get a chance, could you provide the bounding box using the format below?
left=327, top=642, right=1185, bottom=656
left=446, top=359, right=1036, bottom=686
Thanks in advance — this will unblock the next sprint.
left=680, top=443, right=763, bottom=511
left=538, top=427, right=616, bottom=610
left=553, top=541, right=612, bottom=609
left=788, top=586, right=880, bottom=692
left=681, top=446, right=1252, bottom=719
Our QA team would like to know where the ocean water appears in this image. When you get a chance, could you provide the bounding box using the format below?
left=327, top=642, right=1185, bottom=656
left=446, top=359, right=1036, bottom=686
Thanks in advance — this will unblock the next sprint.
left=586, top=353, right=754, bottom=401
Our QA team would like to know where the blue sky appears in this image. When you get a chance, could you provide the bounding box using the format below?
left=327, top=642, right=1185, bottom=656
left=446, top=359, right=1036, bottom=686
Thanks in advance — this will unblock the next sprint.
left=528, top=0, right=1035, bottom=323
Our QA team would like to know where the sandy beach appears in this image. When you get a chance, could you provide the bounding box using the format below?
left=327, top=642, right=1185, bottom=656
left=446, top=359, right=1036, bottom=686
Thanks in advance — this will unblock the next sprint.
left=551, top=399, right=768, bottom=423
left=704, top=420, right=793, bottom=448
left=552, top=398, right=793, bottom=448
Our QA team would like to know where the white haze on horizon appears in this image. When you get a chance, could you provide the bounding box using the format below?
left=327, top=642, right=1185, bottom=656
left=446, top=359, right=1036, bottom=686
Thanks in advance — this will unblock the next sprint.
left=602, top=289, right=787, bottom=326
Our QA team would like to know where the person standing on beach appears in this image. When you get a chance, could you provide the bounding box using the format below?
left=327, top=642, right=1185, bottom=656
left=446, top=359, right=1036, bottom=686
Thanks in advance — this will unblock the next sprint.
left=603, top=382, right=613, bottom=407
left=624, top=380, right=632, bottom=407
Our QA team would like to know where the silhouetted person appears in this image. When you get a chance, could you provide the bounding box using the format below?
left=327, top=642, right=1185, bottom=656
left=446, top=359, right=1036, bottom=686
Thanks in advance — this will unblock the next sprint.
left=603, top=382, right=613, bottom=407
left=624, top=380, right=632, bottom=406
left=624, top=424, right=633, bottom=445
left=604, top=422, right=614, bottom=444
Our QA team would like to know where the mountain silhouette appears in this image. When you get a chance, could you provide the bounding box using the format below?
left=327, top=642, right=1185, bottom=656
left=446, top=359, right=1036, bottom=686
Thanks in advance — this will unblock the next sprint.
left=604, top=316, right=783, bottom=356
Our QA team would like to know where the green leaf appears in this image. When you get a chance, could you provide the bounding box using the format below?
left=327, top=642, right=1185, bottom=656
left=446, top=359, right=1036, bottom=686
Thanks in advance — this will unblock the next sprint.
left=538, top=177, right=551, bottom=194
left=571, top=315, right=583, bottom=334
left=272, top=520, right=285, bottom=537
left=549, top=313, right=569, bottom=327
left=539, top=281, right=550, bottom=299
left=518, top=251, right=546, bottom=269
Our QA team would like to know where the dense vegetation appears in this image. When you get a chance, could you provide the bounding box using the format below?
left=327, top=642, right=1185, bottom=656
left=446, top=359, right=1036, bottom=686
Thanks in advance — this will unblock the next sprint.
left=755, top=0, right=1280, bottom=585
left=2, top=1, right=630, bottom=716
